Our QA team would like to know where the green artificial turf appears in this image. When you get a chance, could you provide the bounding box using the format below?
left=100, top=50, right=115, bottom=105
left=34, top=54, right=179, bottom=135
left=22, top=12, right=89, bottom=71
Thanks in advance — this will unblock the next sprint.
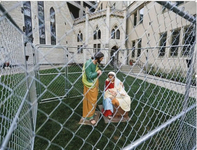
left=34, top=65, right=195, bottom=150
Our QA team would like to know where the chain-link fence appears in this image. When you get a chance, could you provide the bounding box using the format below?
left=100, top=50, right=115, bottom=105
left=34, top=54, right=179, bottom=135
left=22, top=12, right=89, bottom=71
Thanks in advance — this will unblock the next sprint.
left=0, top=1, right=196, bottom=150
left=0, top=14, right=37, bottom=150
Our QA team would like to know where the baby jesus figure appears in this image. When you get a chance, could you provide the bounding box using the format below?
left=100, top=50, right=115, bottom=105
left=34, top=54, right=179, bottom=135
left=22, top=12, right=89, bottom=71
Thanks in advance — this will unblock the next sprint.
left=102, top=72, right=131, bottom=119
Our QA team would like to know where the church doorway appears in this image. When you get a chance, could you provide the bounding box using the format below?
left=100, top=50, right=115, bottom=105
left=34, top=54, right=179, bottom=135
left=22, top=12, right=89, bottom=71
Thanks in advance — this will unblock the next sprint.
left=110, top=46, right=119, bottom=68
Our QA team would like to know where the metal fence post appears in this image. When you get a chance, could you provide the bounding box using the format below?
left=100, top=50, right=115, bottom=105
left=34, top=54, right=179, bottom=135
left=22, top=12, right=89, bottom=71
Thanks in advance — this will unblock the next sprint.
left=65, top=46, right=69, bottom=97
left=23, top=42, right=38, bottom=150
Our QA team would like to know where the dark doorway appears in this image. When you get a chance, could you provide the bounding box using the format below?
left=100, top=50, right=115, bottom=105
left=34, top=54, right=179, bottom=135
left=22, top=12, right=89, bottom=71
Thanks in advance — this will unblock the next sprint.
left=110, top=46, right=119, bottom=68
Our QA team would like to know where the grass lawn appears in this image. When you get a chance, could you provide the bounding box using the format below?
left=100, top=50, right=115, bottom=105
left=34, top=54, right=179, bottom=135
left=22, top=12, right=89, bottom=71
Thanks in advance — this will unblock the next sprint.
left=34, top=64, right=195, bottom=150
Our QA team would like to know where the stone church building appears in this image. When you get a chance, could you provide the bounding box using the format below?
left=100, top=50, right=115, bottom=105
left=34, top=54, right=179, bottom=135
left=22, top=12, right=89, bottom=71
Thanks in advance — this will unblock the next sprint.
left=0, top=1, right=196, bottom=74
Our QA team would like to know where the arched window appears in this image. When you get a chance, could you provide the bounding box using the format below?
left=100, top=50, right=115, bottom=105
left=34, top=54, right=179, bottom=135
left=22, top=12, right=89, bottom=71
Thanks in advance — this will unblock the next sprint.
left=50, top=7, right=56, bottom=45
left=93, top=30, right=97, bottom=40
left=98, top=29, right=101, bottom=39
left=23, top=1, right=33, bottom=42
left=38, top=1, right=45, bottom=44
left=77, top=31, right=83, bottom=42
left=116, top=29, right=120, bottom=39
left=111, top=26, right=120, bottom=39
left=77, top=34, right=80, bottom=42
left=93, top=26, right=101, bottom=40
left=81, top=33, right=83, bottom=41
left=111, top=29, right=115, bottom=39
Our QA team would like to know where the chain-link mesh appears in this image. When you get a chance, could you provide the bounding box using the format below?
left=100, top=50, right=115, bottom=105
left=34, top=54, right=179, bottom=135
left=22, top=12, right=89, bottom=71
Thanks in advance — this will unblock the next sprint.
left=0, top=16, right=37, bottom=150
left=0, top=1, right=196, bottom=150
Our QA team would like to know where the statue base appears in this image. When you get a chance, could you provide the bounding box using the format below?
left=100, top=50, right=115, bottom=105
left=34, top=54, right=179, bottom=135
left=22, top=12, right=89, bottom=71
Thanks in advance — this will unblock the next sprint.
left=79, top=111, right=100, bottom=126
left=98, top=105, right=129, bottom=123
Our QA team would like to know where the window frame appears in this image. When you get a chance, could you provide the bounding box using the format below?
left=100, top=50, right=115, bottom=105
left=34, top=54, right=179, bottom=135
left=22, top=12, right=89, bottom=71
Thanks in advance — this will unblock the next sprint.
left=77, top=45, right=83, bottom=54
left=50, top=7, right=56, bottom=45
left=170, top=29, right=180, bottom=57
left=93, top=26, right=101, bottom=40
left=182, top=26, right=195, bottom=56
left=159, top=32, right=167, bottom=57
left=111, top=25, right=120, bottom=39
left=38, top=1, right=45, bottom=44
left=137, top=38, right=142, bottom=57
left=23, top=1, right=33, bottom=42
left=93, top=44, right=101, bottom=53
left=132, top=40, right=135, bottom=58
left=77, top=31, right=83, bottom=42
left=139, top=7, right=144, bottom=24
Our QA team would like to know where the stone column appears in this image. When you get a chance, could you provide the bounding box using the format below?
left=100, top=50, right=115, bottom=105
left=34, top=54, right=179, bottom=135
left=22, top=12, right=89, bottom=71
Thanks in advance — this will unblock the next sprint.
left=123, top=6, right=127, bottom=65
left=106, top=4, right=110, bottom=44
left=105, top=4, right=110, bottom=64
left=84, top=7, right=89, bottom=63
